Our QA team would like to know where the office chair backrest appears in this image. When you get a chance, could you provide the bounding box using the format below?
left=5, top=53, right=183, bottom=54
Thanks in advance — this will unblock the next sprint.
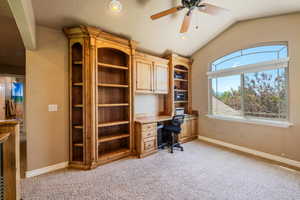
left=171, top=115, right=185, bottom=127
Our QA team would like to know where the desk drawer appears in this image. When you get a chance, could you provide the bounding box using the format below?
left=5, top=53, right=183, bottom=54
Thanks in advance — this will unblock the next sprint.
left=143, top=137, right=156, bottom=152
left=142, top=123, right=156, bottom=132
left=142, top=129, right=156, bottom=139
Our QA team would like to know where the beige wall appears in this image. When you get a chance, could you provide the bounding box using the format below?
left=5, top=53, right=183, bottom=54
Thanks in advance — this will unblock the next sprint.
left=192, top=13, right=300, bottom=162
left=134, top=94, right=165, bottom=116
left=26, top=26, right=68, bottom=171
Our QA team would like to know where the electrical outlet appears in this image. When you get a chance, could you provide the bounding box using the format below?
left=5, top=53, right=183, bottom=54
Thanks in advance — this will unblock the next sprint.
left=48, top=104, right=58, bottom=112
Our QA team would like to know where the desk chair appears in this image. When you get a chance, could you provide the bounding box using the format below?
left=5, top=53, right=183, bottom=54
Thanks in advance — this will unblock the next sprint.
left=163, top=115, right=185, bottom=153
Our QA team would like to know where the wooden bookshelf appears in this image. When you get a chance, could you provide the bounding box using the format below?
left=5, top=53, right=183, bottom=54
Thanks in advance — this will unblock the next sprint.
left=96, top=44, right=133, bottom=166
left=65, top=25, right=136, bottom=169
left=69, top=42, right=84, bottom=164
left=166, top=53, right=192, bottom=116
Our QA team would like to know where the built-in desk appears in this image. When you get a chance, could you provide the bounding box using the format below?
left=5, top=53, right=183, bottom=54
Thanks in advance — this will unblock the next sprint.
left=134, top=115, right=198, bottom=158
left=135, top=115, right=172, bottom=124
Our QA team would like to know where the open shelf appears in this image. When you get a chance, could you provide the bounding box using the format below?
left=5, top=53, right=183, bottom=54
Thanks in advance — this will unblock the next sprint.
left=98, top=121, right=129, bottom=128
left=174, top=78, right=188, bottom=82
left=97, top=47, right=131, bottom=164
left=98, top=148, right=130, bottom=162
left=73, top=82, right=83, bottom=86
left=98, top=83, right=128, bottom=88
left=73, top=61, right=83, bottom=65
left=175, top=89, right=188, bottom=92
left=73, top=104, right=83, bottom=108
left=98, top=133, right=130, bottom=143
left=98, top=62, right=128, bottom=70
left=175, top=101, right=188, bottom=103
left=174, top=68, right=188, bottom=73
left=74, top=143, right=83, bottom=147
left=98, top=103, right=129, bottom=107
left=173, top=63, right=190, bottom=115
left=73, top=125, right=83, bottom=129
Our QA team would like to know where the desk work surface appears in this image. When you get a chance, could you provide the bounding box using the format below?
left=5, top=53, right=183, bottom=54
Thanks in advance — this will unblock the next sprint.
left=135, top=114, right=197, bottom=124
left=135, top=115, right=172, bottom=124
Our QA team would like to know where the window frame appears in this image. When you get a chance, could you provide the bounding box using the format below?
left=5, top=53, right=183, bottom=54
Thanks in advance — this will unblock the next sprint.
left=207, top=43, right=292, bottom=128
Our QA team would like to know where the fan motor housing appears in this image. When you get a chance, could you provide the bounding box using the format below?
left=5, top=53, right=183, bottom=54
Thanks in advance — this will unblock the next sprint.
left=182, top=0, right=202, bottom=8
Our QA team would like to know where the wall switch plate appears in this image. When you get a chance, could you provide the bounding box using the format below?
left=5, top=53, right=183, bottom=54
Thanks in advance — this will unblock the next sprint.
left=48, top=104, right=58, bottom=112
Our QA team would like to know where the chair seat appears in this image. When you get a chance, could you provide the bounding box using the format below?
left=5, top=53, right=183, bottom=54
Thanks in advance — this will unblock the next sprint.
left=164, top=125, right=181, bottom=134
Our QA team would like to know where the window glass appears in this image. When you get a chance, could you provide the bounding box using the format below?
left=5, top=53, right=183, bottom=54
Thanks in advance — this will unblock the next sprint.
left=209, top=44, right=289, bottom=122
left=212, top=45, right=288, bottom=71
left=244, top=68, right=288, bottom=120
left=212, top=75, right=242, bottom=117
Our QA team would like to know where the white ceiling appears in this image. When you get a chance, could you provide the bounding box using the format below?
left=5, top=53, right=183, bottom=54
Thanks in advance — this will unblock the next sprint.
left=30, top=0, right=300, bottom=56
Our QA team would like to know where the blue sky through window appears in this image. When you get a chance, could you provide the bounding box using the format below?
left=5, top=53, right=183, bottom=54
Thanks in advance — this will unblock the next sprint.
left=211, top=45, right=288, bottom=93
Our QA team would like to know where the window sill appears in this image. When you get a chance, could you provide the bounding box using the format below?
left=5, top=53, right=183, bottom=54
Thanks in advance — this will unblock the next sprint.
left=206, top=114, right=293, bottom=128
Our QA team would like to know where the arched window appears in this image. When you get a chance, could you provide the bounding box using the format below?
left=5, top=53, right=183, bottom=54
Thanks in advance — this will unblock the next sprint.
left=207, top=44, right=290, bottom=125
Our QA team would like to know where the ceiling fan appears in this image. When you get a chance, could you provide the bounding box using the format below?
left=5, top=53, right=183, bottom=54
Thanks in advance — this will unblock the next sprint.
left=150, top=0, right=228, bottom=33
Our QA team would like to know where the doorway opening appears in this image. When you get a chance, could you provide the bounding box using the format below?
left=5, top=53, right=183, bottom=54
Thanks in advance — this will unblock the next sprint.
left=0, top=76, right=26, bottom=176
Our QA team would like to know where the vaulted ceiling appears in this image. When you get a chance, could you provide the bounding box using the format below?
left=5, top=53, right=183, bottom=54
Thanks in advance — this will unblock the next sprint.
left=21, top=0, right=300, bottom=56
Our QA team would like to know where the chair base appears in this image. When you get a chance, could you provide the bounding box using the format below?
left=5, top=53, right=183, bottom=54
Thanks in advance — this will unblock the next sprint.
left=169, top=132, right=184, bottom=153
left=170, top=143, right=184, bottom=153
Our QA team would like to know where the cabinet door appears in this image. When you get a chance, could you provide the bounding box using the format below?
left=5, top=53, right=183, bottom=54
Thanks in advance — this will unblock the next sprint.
left=136, top=60, right=153, bottom=93
left=191, top=119, right=198, bottom=136
left=186, top=120, right=192, bottom=138
left=180, top=120, right=189, bottom=138
left=154, top=63, right=169, bottom=94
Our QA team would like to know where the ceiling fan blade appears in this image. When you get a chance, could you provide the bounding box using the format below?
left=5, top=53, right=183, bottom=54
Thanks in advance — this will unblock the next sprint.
left=198, top=3, right=229, bottom=16
left=180, top=12, right=193, bottom=33
left=151, top=6, right=184, bottom=20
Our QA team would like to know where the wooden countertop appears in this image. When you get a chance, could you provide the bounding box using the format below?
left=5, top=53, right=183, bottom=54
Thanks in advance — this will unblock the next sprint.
left=0, top=132, right=10, bottom=143
left=0, top=120, right=19, bottom=125
left=135, top=115, right=173, bottom=124
left=135, top=114, right=197, bottom=124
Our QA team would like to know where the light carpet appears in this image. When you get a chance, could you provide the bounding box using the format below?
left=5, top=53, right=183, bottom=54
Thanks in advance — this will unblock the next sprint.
left=21, top=141, right=300, bottom=200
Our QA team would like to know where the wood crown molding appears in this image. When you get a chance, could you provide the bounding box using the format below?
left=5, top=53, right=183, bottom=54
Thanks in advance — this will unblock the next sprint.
left=63, top=25, right=138, bottom=49
left=135, top=51, right=169, bottom=64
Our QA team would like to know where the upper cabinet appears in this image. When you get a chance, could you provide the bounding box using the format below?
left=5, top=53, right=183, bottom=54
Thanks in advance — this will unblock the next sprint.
left=134, top=52, right=169, bottom=94
left=154, top=63, right=169, bottom=94
left=136, top=59, right=153, bottom=93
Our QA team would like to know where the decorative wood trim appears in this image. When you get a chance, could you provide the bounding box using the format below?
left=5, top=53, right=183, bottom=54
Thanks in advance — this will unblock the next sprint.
left=198, top=136, right=300, bottom=170
left=25, top=162, right=69, bottom=178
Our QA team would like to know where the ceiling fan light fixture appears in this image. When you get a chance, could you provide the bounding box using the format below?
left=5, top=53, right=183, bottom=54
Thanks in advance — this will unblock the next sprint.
left=180, top=33, right=187, bottom=40
left=109, top=0, right=122, bottom=13
left=198, top=5, right=206, bottom=11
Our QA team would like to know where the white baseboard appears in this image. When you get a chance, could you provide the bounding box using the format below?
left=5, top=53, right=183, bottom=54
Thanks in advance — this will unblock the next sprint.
left=198, top=136, right=300, bottom=169
left=25, top=161, right=69, bottom=178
